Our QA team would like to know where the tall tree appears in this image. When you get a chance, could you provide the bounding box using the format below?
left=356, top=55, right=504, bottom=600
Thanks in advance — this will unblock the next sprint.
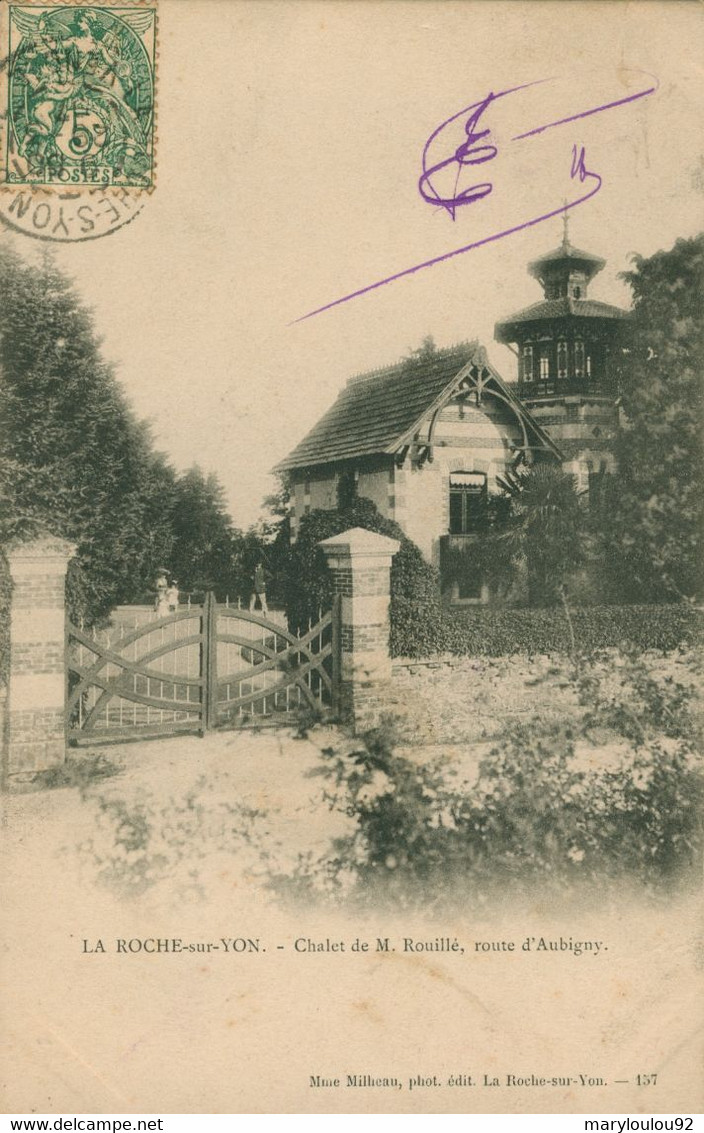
left=169, top=466, right=242, bottom=597
left=603, top=234, right=704, bottom=602
left=0, top=242, right=176, bottom=621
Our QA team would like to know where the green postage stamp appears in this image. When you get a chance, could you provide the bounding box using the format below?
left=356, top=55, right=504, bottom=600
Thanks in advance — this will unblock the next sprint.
left=4, top=4, right=156, bottom=189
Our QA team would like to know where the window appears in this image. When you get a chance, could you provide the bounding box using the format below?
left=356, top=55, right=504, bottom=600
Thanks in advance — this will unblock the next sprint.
left=574, top=339, right=585, bottom=379
left=539, top=352, right=550, bottom=380
left=458, top=573, right=483, bottom=600
left=586, top=353, right=592, bottom=379
left=449, top=472, right=487, bottom=534
left=337, top=468, right=357, bottom=509
left=574, top=286, right=582, bottom=299
left=588, top=469, right=606, bottom=508
left=557, top=340, right=568, bottom=380
left=522, top=344, right=534, bottom=382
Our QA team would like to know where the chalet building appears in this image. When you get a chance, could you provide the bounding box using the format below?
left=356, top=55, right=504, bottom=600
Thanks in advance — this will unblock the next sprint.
left=275, top=344, right=562, bottom=603
left=495, top=223, right=629, bottom=489
left=275, top=230, right=628, bottom=604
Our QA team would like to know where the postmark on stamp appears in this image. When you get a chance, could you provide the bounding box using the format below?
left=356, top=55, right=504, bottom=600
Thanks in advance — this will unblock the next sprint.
left=0, top=2, right=156, bottom=241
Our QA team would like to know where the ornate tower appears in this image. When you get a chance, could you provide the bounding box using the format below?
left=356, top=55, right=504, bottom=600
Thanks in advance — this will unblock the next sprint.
left=494, top=220, right=628, bottom=488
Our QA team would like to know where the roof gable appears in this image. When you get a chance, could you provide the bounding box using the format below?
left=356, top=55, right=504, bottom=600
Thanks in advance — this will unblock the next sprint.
left=275, top=343, right=481, bottom=472
left=275, top=341, right=562, bottom=473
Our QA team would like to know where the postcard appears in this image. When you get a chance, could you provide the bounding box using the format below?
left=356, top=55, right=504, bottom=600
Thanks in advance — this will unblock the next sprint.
left=1, top=0, right=702, bottom=1117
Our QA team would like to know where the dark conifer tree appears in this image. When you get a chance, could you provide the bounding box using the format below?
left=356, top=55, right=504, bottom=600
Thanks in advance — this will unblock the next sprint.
left=169, top=466, right=242, bottom=598
left=0, top=243, right=176, bottom=621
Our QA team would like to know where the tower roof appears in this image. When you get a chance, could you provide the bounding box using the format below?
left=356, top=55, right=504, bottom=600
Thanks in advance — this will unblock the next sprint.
left=528, top=213, right=606, bottom=282
left=495, top=296, right=628, bottom=341
left=527, top=239, right=605, bottom=282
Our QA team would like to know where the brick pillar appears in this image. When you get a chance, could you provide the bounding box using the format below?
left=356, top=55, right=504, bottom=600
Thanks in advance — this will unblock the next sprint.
left=4, top=536, right=76, bottom=785
left=318, top=526, right=400, bottom=733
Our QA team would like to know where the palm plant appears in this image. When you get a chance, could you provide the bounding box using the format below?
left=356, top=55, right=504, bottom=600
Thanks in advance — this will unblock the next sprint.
left=496, top=464, right=586, bottom=618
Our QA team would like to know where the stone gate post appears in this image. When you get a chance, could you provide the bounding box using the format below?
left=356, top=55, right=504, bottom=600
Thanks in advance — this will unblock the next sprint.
left=318, top=527, right=400, bottom=733
left=4, top=536, right=76, bottom=786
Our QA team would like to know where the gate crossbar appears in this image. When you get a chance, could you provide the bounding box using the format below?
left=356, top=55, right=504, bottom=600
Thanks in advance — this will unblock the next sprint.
left=66, top=596, right=339, bottom=742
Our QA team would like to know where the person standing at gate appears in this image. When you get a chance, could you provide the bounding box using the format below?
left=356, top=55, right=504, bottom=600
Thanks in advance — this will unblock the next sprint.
left=249, top=560, right=268, bottom=615
left=154, top=568, right=170, bottom=616
left=166, top=579, right=179, bottom=612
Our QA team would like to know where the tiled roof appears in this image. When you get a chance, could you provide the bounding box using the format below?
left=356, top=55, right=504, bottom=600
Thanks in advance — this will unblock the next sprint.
left=275, top=341, right=563, bottom=472
left=275, top=343, right=479, bottom=472
left=495, top=297, right=628, bottom=339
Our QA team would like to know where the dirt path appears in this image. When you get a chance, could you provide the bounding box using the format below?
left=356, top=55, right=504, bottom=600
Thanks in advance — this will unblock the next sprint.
left=2, top=726, right=361, bottom=912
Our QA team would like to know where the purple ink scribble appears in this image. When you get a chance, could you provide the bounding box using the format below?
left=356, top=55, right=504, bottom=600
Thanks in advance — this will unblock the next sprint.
left=418, top=91, right=497, bottom=219
left=511, top=80, right=659, bottom=142
left=417, top=79, right=549, bottom=221
left=292, top=71, right=658, bottom=325
left=571, top=144, right=591, bottom=182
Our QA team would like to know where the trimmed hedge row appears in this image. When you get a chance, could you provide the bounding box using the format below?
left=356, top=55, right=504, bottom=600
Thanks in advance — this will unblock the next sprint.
left=390, top=599, right=702, bottom=658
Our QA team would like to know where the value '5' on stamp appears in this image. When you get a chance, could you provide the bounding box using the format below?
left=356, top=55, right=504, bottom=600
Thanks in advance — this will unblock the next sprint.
left=4, top=2, right=156, bottom=188
left=0, top=2, right=156, bottom=242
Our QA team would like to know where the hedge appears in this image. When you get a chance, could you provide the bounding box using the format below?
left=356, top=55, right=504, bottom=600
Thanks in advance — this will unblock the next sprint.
left=390, top=599, right=702, bottom=658
left=278, top=498, right=701, bottom=659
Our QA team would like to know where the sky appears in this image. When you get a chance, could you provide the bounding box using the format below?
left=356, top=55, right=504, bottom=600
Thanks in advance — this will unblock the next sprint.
left=6, top=0, right=703, bottom=529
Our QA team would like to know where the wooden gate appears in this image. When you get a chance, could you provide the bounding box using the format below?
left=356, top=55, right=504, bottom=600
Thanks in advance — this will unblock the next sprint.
left=66, top=594, right=340, bottom=744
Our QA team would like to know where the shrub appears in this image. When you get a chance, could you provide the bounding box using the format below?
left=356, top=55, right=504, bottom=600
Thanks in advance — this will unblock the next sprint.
left=31, top=752, right=122, bottom=792
left=302, top=716, right=463, bottom=908
left=80, top=780, right=266, bottom=899
left=455, top=725, right=702, bottom=893
left=282, top=496, right=439, bottom=634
